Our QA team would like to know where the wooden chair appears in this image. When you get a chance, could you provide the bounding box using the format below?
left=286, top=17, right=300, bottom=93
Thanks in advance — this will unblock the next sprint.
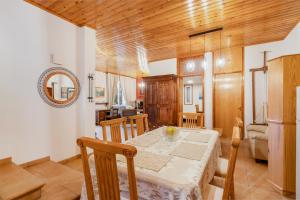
left=77, top=137, right=138, bottom=200
left=178, top=112, right=204, bottom=128
left=100, top=117, right=128, bottom=143
left=129, top=114, right=149, bottom=138
left=234, top=117, right=243, bottom=128
left=195, top=104, right=200, bottom=113
left=206, top=126, right=241, bottom=199
left=235, top=117, right=243, bottom=139
left=216, top=117, right=244, bottom=177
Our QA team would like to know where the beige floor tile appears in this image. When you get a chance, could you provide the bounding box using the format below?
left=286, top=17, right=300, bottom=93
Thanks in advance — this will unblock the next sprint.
left=220, top=138, right=292, bottom=200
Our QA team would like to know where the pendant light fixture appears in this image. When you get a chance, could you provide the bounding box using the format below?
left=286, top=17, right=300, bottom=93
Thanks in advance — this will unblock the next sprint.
left=185, top=37, right=195, bottom=72
left=216, top=30, right=225, bottom=67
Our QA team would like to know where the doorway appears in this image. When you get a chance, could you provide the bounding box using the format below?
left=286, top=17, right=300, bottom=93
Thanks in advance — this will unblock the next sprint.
left=182, top=76, right=204, bottom=113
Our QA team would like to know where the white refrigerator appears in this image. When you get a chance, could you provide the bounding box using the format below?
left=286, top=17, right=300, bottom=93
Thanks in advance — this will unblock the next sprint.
left=297, top=86, right=300, bottom=200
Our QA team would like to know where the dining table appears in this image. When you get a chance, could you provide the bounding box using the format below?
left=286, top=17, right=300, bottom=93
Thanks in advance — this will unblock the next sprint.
left=80, top=126, right=221, bottom=200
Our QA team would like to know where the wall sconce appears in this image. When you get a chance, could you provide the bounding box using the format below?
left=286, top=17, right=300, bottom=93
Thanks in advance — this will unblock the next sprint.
left=138, top=81, right=145, bottom=88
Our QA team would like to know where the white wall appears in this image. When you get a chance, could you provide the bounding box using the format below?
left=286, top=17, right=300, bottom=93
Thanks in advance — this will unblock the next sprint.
left=0, top=0, right=95, bottom=163
left=244, top=21, right=300, bottom=136
left=95, top=71, right=108, bottom=110
left=204, top=52, right=213, bottom=129
left=148, top=58, right=177, bottom=76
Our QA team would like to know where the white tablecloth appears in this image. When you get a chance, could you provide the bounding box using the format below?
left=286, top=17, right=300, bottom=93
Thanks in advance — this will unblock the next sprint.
left=81, top=127, right=221, bottom=200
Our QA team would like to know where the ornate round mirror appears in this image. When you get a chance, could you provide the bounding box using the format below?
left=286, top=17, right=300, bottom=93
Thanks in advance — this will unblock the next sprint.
left=38, top=67, right=80, bottom=108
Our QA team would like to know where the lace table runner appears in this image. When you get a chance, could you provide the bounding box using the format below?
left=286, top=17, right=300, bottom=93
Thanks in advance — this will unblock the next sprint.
left=128, top=134, right=161, bottom=147
left=183, top=133, right=212, bottom=143
left=117, top=151, right=171, bottom=172
left=171, top=143, right=207, bottom=160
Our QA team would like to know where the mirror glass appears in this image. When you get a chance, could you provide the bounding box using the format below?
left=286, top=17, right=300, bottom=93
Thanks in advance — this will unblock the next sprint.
left=46, top=74, right=75, bottom=101
left=183, top=76, right=204, bottom=112
left=38, top=67, right=80, bottom=108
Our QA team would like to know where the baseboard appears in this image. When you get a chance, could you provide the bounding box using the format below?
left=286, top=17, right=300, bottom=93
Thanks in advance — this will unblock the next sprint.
left=0, top=157, right=12, bottom=166
left=58, top=154, right=81, bottom=164
left=20, top=156, right=50, bottom=168
left=268, top=179, right=295, bottom=198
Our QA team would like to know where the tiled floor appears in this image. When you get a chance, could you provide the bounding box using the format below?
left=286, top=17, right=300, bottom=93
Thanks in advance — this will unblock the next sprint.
left=65, top=138, right=292, bottom=200
left=220, top=138, right=292, bottom=200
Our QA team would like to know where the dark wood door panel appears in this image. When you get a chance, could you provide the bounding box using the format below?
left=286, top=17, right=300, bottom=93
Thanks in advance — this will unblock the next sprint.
left=143, top=75, right=177, bottom=126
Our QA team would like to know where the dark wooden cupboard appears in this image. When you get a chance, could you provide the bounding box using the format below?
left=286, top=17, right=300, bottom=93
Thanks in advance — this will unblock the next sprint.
left=143, top=74, right=177, bottom=127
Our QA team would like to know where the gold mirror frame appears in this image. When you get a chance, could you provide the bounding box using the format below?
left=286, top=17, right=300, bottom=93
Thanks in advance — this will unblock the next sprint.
left=38, top=67, right=80, bottom=108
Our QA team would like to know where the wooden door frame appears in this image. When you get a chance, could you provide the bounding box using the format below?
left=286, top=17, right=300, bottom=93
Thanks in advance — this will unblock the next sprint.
left=212, top=47, right=245, bottom=138
left=176, top=57, right=205, bottom=125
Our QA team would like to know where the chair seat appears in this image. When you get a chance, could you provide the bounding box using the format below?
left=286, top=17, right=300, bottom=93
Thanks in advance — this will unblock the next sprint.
left=216, top=157, right=228, bottom=177
left=205, top=184, right=224, bottom=200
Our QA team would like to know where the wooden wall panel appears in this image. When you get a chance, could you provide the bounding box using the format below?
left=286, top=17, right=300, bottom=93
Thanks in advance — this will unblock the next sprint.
left=214, top=73, right=243, bottom=138
left=283, top=124, right=296, bottom=193
left=267, top=54, right=300, bottom=195
left=283, top=55, right=300, bottom=123
left=267, top=58, right=284, bottom=122
left=213, top=46, right=243, bottom=74
left=268, top=123, right=284, bottom=190
left=213, top=46, right=244, bottom=138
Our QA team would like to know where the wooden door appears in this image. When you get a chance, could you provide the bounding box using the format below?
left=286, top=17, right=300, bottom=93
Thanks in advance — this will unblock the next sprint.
left=144, top=81, right=157, bottom=124
left=157, top=80, right=175, bottom=125
left=214, top=73, right=243, bottom=138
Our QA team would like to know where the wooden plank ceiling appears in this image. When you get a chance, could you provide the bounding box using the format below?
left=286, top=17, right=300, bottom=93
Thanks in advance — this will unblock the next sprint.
left=25, top=0, right=300, bottom=77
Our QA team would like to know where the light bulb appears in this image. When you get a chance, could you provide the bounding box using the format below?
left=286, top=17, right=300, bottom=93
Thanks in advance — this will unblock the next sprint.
left=216, top=57, right=225, bottom=67
left=185, top=61, right=195, bottom=72
left=201, top=59, right=207, bottom=70
left=187, top=80, right=193, bottom=84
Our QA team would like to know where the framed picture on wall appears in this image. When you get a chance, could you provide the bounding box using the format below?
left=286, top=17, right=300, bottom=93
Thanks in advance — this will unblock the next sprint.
left=95, top=87, right=105, bottom=99
left=184, top=84, right=193, bottom=105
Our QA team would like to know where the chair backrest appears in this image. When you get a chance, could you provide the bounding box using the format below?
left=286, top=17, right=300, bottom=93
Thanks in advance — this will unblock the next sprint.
left=129, top=114, right=149, bottom=138
left=222, top=126, right=241, bottom=200
left=195, top=104, right=200, bottom=113
left=77, top=137, right=138, bottom=200
left=178, top=112, right=204, bottom=128
left=234, top=117, right=243, bottom=139
left=100, top=117, right=128, bottom=142
left=235, top=117, right=243, bottom=128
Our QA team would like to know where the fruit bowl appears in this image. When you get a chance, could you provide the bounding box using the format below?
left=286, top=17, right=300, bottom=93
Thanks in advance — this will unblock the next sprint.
left=164, top=126, right=179, bottom=141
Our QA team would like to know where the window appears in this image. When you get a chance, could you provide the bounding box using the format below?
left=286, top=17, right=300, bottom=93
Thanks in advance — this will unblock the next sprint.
left=113, top=79, right=126, bottom=106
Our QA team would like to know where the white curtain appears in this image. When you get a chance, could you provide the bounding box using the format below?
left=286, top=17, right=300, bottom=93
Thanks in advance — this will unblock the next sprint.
left=107, top=73, right=118, bottom=107
left=119, top=76, right=136, bottom=107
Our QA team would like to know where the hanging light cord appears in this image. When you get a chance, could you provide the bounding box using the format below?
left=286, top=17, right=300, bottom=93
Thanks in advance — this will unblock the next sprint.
left=219, top=30, right=222, bottom=60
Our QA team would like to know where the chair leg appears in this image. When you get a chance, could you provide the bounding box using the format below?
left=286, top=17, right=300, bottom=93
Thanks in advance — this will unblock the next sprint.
left=230, top=179, right=235, bottom=200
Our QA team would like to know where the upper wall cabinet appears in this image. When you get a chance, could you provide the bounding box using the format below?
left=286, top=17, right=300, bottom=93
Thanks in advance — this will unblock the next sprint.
left=178, top=56, right=205, bottom=77
left=213, top=46, right=243, bottom=74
